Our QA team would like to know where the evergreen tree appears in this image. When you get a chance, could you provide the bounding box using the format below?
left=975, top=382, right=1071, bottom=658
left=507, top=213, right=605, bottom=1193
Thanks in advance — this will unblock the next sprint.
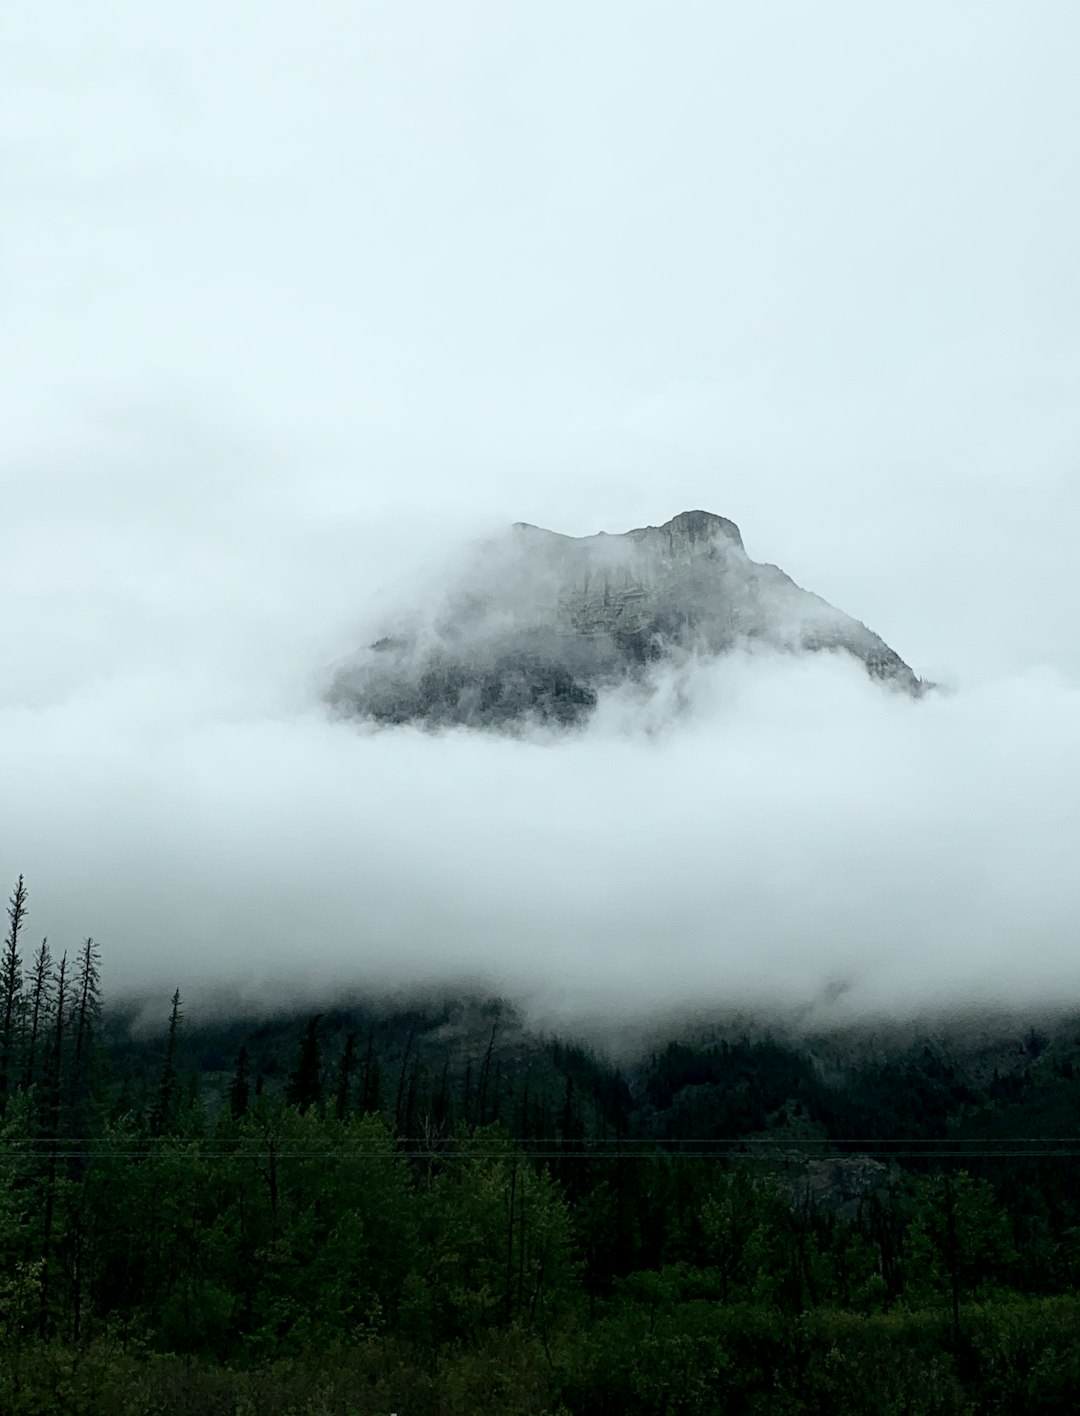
left=0, top=875, right=28, bottom=1114
left=403, top=1061, right=419, bottom=1141
left=286, top=1015, right=323, bottom=1113
left=68, top=935, right=102, bottom=1132
left=229, top=1046, right=251, bottom=1120
left=151, top=989, right=183, bottom=1135
left=23, top=935, right=53, bottom=1089
left=335, top=1031, right=356, bottom=1121
left=393, top=1022, right=416, bottom=1132
left=433, top=1057, right=452, bottom=1132
left=360, top=1025, right=382, bottom=1116
left=45, top=953, right=68, bottom=1136
left=38, top=951, right=67, bottom=1337
left=477, top=1023, right=497, bottom=1128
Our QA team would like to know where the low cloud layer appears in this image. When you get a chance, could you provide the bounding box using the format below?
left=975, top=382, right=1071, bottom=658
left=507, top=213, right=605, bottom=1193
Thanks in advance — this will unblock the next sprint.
left=3, top=3, right=1080, bottom=1030
left=4, top=475, right=1078, bottom=1027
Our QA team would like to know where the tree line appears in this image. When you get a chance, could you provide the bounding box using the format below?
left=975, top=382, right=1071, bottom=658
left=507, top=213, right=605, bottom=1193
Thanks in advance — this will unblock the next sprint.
left=3, top=875, right=1080, bottom=1414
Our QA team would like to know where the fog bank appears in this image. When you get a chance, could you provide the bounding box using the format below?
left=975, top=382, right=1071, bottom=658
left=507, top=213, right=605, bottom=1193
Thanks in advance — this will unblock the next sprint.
left=3, top=1, right=1080, bottom=1026
left=4, top=541, right=1078, bottom=1023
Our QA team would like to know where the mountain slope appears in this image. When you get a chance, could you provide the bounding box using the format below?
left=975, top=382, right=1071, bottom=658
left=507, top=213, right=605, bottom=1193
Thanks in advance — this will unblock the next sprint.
left=328, top=509, right=923, bottom=728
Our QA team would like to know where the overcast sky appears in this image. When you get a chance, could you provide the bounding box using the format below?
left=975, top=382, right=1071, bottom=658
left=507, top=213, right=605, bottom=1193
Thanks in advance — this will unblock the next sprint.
left=3, top=3, right=1079, bottom=1025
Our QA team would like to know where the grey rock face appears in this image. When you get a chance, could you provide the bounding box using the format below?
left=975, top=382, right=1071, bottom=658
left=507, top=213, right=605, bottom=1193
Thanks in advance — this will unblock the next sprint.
left=327, top=510, right=922, bottom=729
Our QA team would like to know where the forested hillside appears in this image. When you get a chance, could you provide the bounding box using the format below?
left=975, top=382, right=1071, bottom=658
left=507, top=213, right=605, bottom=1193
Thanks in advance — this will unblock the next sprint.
left=4, top=877, right=1080, bottom=1414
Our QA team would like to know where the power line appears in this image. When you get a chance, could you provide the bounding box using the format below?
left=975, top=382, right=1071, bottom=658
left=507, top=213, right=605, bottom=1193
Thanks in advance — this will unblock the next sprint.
left=10, top=1135, right=1080, bottom=1145
left=7, top=1146, right=1080, bottom=1160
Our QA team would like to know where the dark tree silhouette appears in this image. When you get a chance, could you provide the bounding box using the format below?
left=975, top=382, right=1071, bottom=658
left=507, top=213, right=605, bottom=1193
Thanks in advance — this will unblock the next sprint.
left=0, top=875, right=28, bottom=1114
left=39, top=951, right=67, bottom=1337
left=23, top=935, right=53, bottom=1089
left=151, top=989, right=183, bottom=1135
left=286, top=1015, right=323, bottom=1113
left=335, top=1031, right=357, bottom=1121
left=229, top=1045, right=251, bottom=1120
left=69, top=935, right=102, bottom=1132
left=360, top=1025, right=382, bottom=1116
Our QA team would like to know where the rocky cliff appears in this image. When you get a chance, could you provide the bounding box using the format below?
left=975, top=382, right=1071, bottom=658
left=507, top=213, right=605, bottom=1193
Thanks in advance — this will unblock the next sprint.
left=327, top=510, right=922, bottom=728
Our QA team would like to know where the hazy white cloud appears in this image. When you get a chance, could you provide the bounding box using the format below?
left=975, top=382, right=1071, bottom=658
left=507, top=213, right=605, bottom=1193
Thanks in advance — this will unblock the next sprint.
left=2, top=2, right=1078, bottom=1022
left=3, top=524, right=1079, bottom=1023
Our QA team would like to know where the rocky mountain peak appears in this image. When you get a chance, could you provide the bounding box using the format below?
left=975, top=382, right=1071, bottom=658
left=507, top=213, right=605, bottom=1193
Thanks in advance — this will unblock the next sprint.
left=327, top=510, right=923, bottom=729
left=631, top=508, right=745, bottom=552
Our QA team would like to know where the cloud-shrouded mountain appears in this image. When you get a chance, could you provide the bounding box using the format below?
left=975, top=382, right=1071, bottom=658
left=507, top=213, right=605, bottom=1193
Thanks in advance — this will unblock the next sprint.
left=328, top=510, right=924, bottom=729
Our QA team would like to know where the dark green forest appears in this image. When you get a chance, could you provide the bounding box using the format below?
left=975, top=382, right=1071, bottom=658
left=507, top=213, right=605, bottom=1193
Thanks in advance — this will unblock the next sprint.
left=3, top=876, right=1080, bottom=1414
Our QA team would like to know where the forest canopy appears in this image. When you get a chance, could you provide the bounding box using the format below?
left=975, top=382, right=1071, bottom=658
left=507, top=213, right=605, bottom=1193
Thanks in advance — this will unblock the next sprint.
left=2, top=876, right=1080, bottom=1415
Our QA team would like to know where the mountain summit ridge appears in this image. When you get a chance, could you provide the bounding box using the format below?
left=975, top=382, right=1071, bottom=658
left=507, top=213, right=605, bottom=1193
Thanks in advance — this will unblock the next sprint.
left=328, top=510, right=923, bottom=728
left=513, top=508, right=746, bottom=552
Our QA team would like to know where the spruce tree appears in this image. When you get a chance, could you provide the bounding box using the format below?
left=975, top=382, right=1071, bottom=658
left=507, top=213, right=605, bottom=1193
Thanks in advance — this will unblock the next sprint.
left=151, top=989, right=183, bottom=1135
left=23, top=937, right=53, bottom=1089
left=286, top=1015, right=323, bottom=1113
left=433, top=1057, right=451, bottom=1131
left=335, top=1031, right=357, bottom=1121
left=0, top=875, right=28, bottom=1114
left=38, top=952, right=67, bottom=1338
left=229, top=1045, right=251, bottom=1120
left=360, top=1025, right=382, bottom=1116
left=68, top=936, right=102, bottom=1133
left=45, top=953, right=67, bottom=1136
left=477, top=1023, right=497, bottom=1128
left=393, top=1023, right=416, bottom=1133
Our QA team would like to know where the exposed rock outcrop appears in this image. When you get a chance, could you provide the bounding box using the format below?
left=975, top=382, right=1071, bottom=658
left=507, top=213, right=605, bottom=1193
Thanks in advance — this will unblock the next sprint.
left=327, top=510, right=923, bottom=729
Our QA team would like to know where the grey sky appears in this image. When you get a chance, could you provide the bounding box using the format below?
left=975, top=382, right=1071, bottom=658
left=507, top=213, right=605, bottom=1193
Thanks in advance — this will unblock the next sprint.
left=2, top=3, right=1078, bottom=1020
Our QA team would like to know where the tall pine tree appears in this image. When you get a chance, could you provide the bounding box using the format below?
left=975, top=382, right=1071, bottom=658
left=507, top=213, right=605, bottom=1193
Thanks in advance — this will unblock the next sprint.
left=335, top=1031, right=357, bottom=1121
left=68, top=936, right=102, bottom=1134
left=286, top=1015, right=323, bottom=1113
left=150, top=989, right=183, bottom=1135
left=0, top=875, right=28, bottom=1115
left=229, top=1046, right=251, bottom=1120
left=23, top=936, right=53, bottom=1089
